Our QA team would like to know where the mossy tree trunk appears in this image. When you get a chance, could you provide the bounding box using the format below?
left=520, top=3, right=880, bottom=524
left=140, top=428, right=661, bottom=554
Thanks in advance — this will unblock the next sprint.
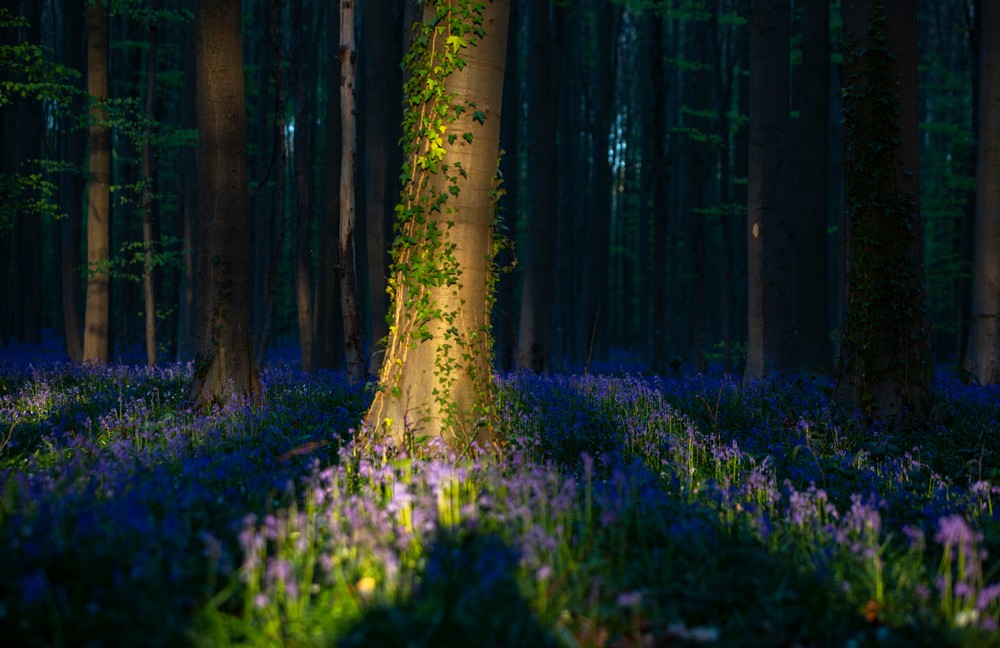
left=363, top=0, right=510, bottom=455
left=836, top=0, right=932, bottom=423
left=187, top=0, right=262, bottom=409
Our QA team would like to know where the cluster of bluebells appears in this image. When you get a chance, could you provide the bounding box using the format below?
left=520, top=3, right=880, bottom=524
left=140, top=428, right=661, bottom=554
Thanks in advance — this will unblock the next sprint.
left=2, top=356, right=1000, bottom=645
left=0, top=360, right=364, bottom=645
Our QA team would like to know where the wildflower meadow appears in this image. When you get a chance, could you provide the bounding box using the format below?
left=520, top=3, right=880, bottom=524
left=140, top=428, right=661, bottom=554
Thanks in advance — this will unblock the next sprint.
left=2, top=347, right=1000, bottom=646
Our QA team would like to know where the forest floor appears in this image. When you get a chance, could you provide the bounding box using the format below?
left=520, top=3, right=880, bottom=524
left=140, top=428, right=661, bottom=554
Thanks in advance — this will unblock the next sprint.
left=2, top=337, right=1000, bottom=647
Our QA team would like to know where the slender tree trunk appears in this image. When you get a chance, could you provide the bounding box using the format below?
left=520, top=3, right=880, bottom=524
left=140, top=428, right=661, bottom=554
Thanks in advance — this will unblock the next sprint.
left=794, top=0, right=831, bottom=373
left=361, top=0, right=402, bottom=374
left=255, top=0, right=288, bottom=365
left=141, top=0, right=159, bottom=365
left=494, top=0, right=520, bottom=372
left=364, top=0, right=510, bottom=453
left=291, top=0, right=315, bottom=372
left=647, top=10, right=669, bottom=375
left=744, top=0, right=795, bottom=380
left=83, top=2, right=111, bottom=363
left=176, top=8, right=197, bottom=362
left=251, top=0, right=272, bottom=363
left=340, top=0, right=365, bottom=383
left=60, top=0, right=86, bottom=361
left=516, top=1, right=557, bottom=374
left=964, top=0, right=1000, bottom=384
left=188, top=0, right=262, bottom=408
left=317, top=0, right=344, bottom=370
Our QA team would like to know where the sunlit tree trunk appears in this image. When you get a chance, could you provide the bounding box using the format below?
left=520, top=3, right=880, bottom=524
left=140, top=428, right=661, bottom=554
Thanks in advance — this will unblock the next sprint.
left=744, top=0, right=794, bottom=380
left=364, top=0, right=510, bottom=453
left=964, top=0, right=1000, bottom=384
left=187, top=0, right=262, bottom=408
left=83, top=2, right=111, bottom=363
left=836, top=0, right=931, bottom=422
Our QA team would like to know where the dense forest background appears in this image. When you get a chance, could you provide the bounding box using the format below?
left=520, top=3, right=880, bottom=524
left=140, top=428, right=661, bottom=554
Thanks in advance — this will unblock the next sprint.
left=0, top=0, right=989, bottom=380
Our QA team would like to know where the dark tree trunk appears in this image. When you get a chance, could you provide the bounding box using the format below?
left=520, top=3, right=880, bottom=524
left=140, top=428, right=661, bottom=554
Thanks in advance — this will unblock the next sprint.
left=836, top=0, right=932, bottom=422
left=792, top=0, right=832, bottom=373
left=188, top=0, right=262, bottom=408
left=516, top=1, right=557, bottom=374
left=744, top=0, right=795, bottom=380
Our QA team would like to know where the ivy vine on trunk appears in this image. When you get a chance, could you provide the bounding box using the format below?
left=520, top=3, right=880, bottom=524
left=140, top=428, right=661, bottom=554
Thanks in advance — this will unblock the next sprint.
left=363, top=0, right=510, bottom=456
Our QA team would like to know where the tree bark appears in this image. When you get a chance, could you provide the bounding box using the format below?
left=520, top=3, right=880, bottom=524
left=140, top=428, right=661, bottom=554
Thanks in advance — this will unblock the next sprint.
left=340, top=0, right=365, bottom=384
left=361, top=0, right=402, bottom=375
left=141, top=0, right=159, bottom=365
left=964, top=0, right=1000, bottom=384
left=254, top=0, right=288, bottom=366
left=516, top=1, right=557, bottom=374
left=188, top=0, right=262, bottom=408
left=60, top=0, right=86, bottom=362
left=291, top=0, right=315, bottom=373
left=836, top=0, right=932, bottom=422
left=793, top=0, right=832, bottom=373
left=83, top=2, right=111, bottom=363
left=744, top=0, right=795, bottom=380
left=364, top=0, right=510, bottom=453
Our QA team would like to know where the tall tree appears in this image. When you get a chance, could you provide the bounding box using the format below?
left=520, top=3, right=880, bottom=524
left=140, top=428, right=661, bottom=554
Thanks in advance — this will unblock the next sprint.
left=141, top=0, right=160, bottom=365
left=61, top=0, right=86, bottom=362
left=744, top=0, right=794, bottom=380
left=361, top=0, right=402, bottom=374
left=515, top=0, right=557, bottom=373
left=83, top=0, right=111, bottom=363
left=836, top=0, right=932, bottom=422
left=339, top=0, right=365, bottom=383
left=793, top=0, right=831, bottom=373
left=291, top=0, right=315, bottom=372
left=187, top=0, right=262, bottom=407
left=964, top=0, right=1000, bottom=384
left=316, top=0, right=344, bottom=370
left=364, top=0, right=510, bottom=453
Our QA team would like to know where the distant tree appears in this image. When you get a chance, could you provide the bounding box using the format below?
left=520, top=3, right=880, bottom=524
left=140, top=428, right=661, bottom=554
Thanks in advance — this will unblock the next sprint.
left=363, top=0, right=510, bottom=453
left=187, top=0, right=262, bottom=408
left=361, top=0, right=403, bottom=375
left=793, top=0, right=831, bottom=373
left=316, top=0, right=343, bottom=370
left=339, top=0, right=365, bottom=384
left=141, top=0, right=160, bottom=365
left=61, top=0, right=87, bottom=362
left=964, top=0, right=1000, bottom=384
left=744, top=0, right=794, bottom=380
left=836, top=0, right=932, bottom=422
left=516, top=0, right=557, bottom=373
left=83, top=0, right=111, bottom=363
left=291, top=0, right=315, bottom=373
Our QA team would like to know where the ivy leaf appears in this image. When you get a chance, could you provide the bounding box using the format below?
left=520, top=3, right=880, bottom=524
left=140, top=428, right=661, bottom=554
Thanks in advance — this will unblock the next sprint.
left=445, top=35, right=467, bottom=52
left=472, top=110, right=486, bottom=125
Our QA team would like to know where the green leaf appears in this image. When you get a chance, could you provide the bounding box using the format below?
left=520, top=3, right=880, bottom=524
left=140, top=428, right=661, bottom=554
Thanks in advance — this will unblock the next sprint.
left=472, top=110, right=486, bottom=125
